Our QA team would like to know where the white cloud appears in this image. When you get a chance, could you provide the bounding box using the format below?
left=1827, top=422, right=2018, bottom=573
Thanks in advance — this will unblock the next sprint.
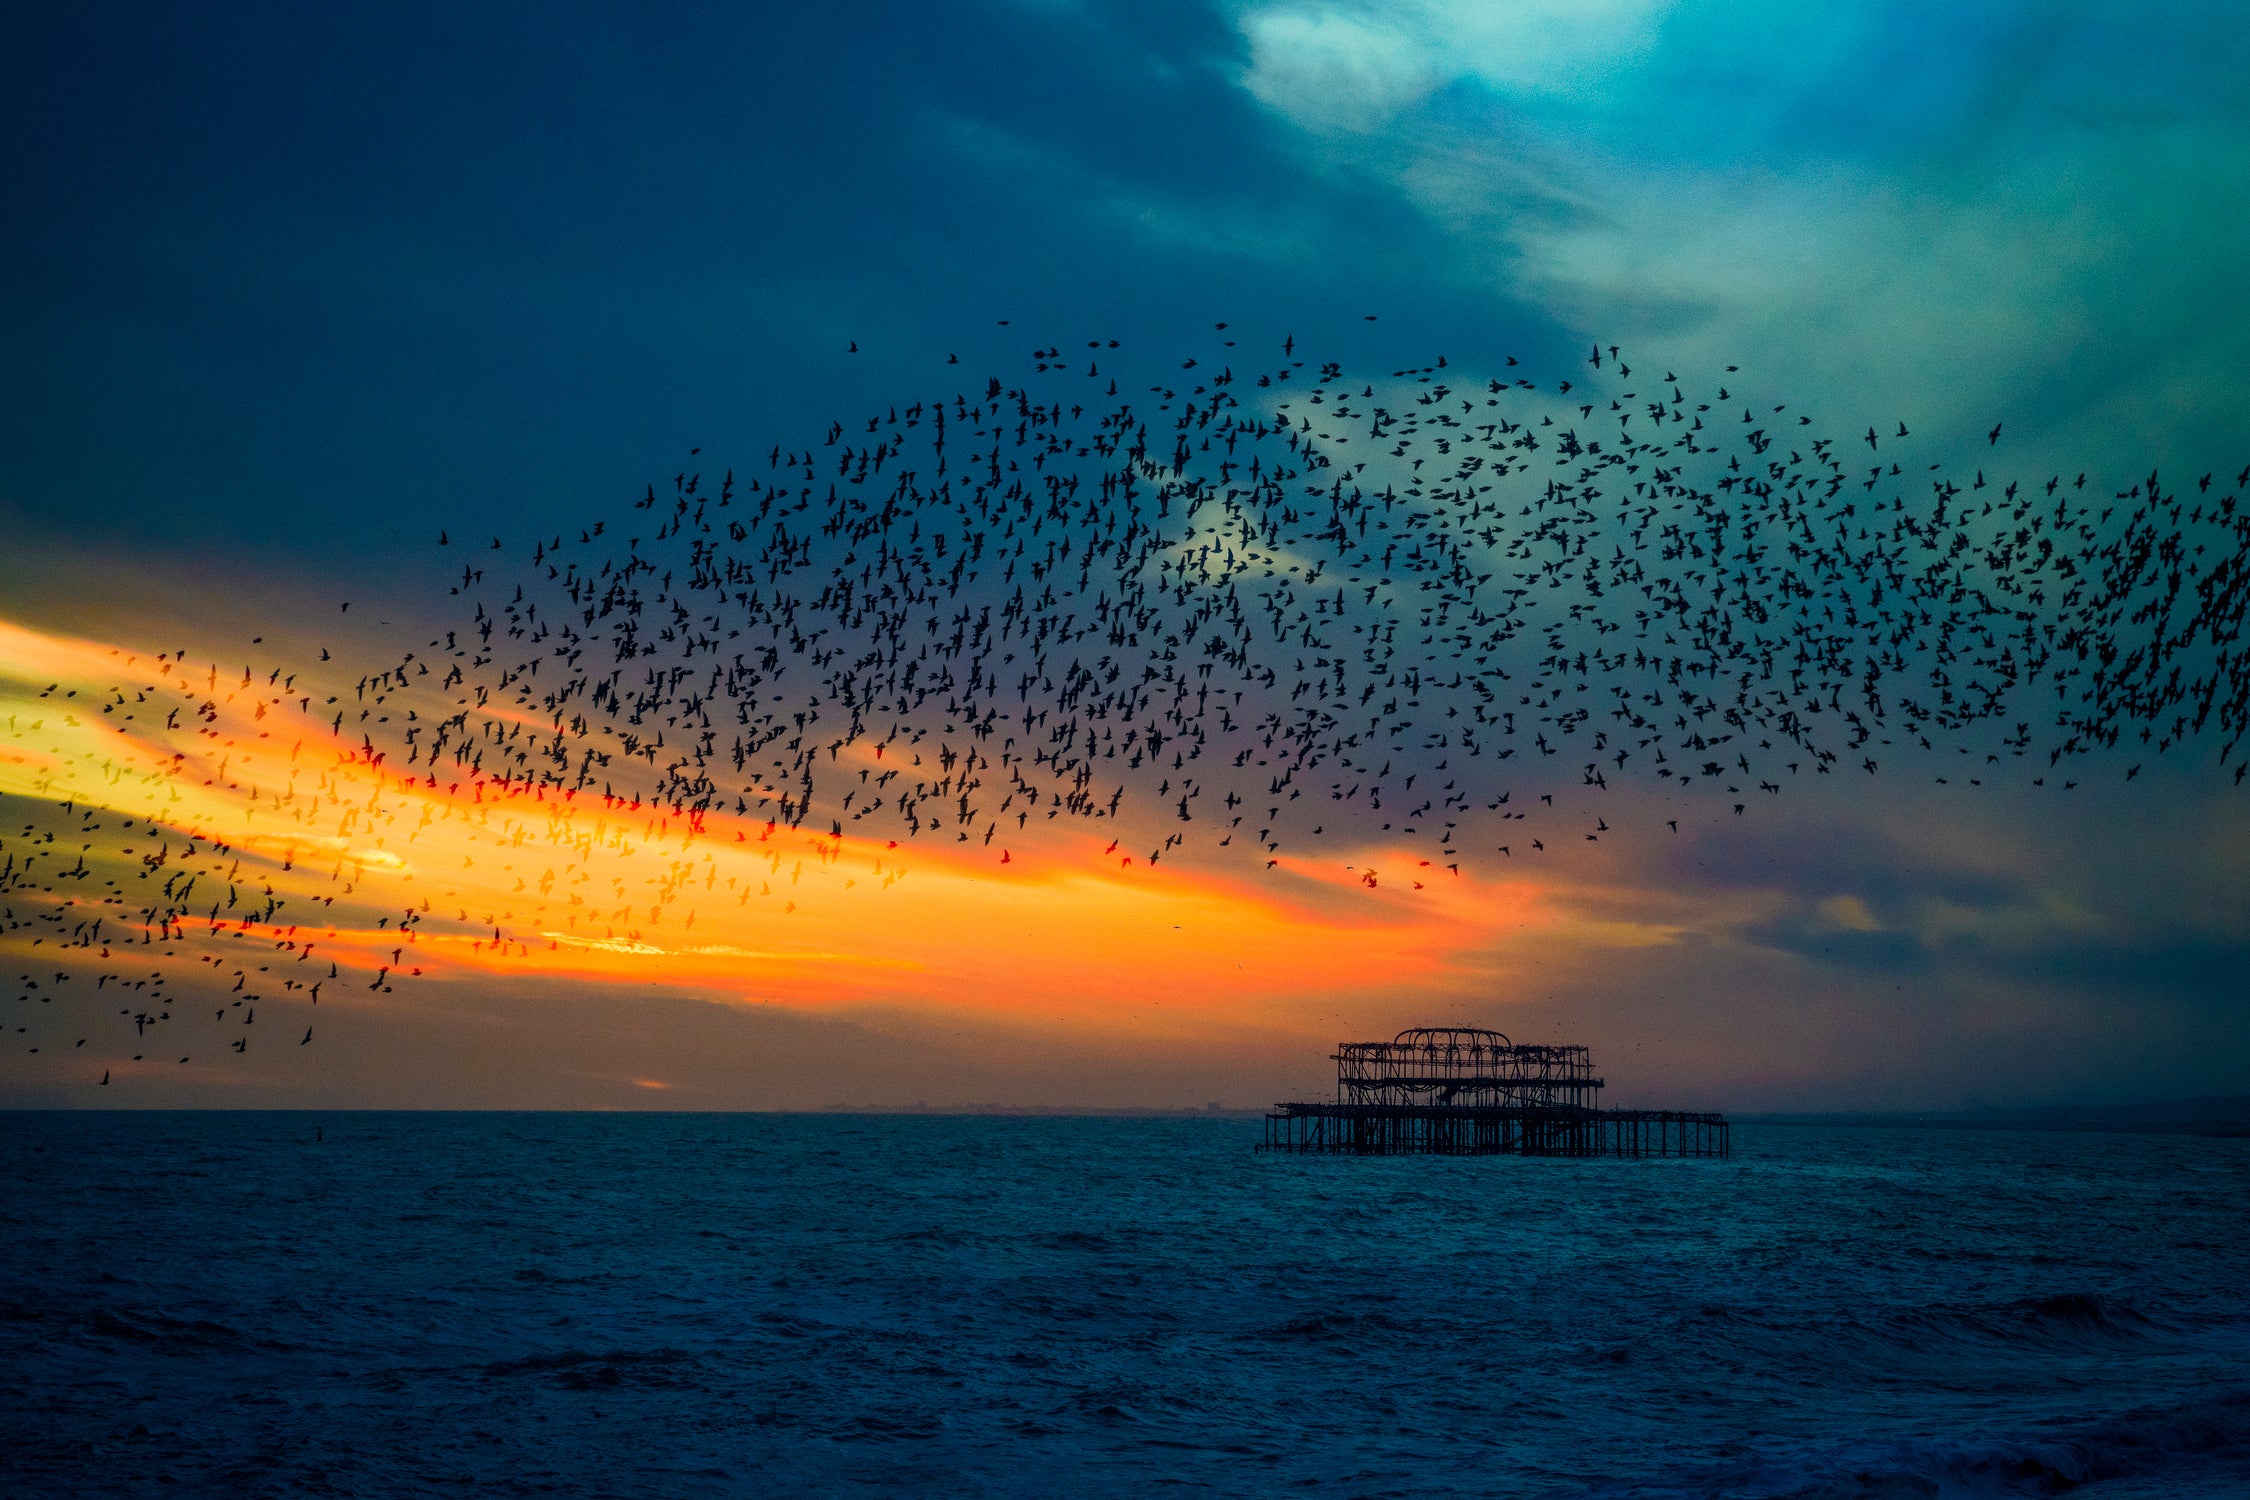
left=1237, top=0, right=1672, bottom=133
left=1419, top=0, right=1672, bottom=97
left=1226, top=0, right=2250, bottom=474
left=1239, top=9, right=1437, bottom=133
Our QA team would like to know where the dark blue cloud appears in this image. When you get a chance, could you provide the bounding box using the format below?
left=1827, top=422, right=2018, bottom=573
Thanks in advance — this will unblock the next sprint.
left=0, top=2, right=1568, bottom=580
left=1661, top=812, right=2028, bottom=910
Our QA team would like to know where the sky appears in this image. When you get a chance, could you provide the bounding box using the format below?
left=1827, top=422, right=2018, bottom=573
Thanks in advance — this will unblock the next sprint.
left=2, top=0, right=2246, bottom=1111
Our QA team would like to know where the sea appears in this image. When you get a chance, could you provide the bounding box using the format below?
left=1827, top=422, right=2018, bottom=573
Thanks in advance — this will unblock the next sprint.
left=3, top=1113, right=2247, bottom=1499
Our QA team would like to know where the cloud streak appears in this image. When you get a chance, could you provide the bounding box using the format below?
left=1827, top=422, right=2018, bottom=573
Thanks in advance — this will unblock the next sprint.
left=1226, top=0, right=2250, bottom=472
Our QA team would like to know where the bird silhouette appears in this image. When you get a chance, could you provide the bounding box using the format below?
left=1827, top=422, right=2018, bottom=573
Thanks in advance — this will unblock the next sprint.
left=10, top=326, right=2250, bottom=1090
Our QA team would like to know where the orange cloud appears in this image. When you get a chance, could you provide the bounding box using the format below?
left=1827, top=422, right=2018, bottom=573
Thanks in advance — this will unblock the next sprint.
left=3, top=612, right=1581, bottom=1052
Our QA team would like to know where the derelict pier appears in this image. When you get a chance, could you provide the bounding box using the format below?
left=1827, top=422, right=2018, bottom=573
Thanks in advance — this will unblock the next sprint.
left=1260, top=1027, right=1729, bottom=1158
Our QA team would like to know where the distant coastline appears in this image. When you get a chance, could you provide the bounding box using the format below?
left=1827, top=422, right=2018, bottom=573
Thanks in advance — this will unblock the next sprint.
left=6, top=1100, right=2246, bottom=1130
left=1744, top=1097, right=2250, bottom=1138
left=813, top=1103, right=1272, bottom=1119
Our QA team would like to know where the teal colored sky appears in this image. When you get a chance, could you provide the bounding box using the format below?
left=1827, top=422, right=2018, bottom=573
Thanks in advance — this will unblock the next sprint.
left=9, top=2, right=2241, bottom=564
left=1, top=3, right=2244, bottom=1109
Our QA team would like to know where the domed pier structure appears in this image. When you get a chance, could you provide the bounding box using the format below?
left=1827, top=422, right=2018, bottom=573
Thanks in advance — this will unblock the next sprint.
left=1260, top=1028, right=1729, bottom=1157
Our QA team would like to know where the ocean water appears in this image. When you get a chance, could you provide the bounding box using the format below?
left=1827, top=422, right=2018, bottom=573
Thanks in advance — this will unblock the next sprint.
left=3, top=1114, right=2247, bottom=1499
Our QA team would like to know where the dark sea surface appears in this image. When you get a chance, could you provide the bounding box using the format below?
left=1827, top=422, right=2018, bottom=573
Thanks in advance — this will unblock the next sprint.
left=3, top=1113, right=2247, bottom=1498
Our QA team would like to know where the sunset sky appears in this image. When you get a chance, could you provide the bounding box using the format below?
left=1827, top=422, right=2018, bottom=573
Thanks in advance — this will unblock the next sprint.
left=4, top=1, right=2246, bottom=1111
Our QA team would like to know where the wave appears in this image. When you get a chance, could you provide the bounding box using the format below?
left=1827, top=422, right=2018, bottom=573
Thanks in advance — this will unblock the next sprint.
left=1669, top=1291, right=2175, bottom=1371
left=1619, top=1388, right=2250, bottom=1500
left=1883, top=1291, right=2166, bottom=1353
left=480, top=1346, right=696, bottom=1389
left=82, top=1307, right=248, bottom=1351
left=1256, top=1309, right=1427, bottom=1341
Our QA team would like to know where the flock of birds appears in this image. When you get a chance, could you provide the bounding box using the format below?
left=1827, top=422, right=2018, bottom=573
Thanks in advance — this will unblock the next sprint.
left=2, top=655, right=424, bottom=1079
left=456, top=328, right=2250, bottom=853
left=6, top=327, right=2247, bottom=1079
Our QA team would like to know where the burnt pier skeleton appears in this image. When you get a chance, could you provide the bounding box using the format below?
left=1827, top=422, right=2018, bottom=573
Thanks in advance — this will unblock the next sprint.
left=1261, top=1027, right=1730, bottom=1158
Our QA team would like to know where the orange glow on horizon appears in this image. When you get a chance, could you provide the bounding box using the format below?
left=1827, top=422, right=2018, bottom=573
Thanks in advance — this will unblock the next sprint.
left=0, top=612, right=1682, bottom=1048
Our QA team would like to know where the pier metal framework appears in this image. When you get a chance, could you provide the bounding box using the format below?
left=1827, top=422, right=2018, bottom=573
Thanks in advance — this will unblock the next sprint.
left=1261, top=1027, right=1729, bottom=1158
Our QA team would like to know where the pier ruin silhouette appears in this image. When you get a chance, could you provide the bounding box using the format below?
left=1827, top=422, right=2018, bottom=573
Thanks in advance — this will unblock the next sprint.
left=1261, top=1028, right=1730, bottom=1157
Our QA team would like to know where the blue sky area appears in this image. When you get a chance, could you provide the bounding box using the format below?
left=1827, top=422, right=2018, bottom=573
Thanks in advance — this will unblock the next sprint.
left=2, top=2, right=2245, bottom=1109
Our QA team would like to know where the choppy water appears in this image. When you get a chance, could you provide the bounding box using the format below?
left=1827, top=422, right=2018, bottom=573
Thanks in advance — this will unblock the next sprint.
left=3, top=1113, right=2247, bottom=1498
